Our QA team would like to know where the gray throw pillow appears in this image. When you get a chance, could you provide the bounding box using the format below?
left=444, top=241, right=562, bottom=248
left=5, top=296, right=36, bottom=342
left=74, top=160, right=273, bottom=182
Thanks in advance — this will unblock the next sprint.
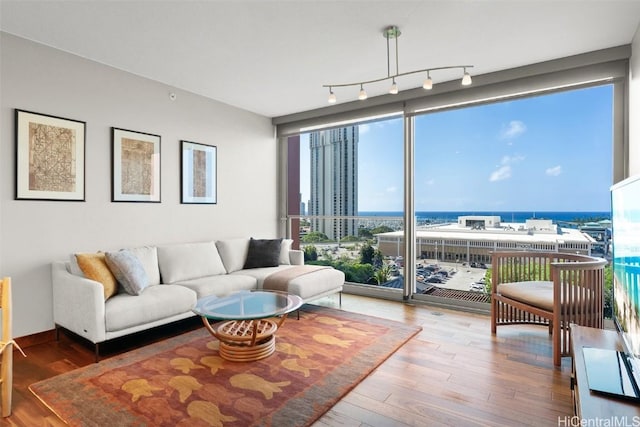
left=243, top=238, right=283, bottom=269
left=105, top=249, right=149, bottom=295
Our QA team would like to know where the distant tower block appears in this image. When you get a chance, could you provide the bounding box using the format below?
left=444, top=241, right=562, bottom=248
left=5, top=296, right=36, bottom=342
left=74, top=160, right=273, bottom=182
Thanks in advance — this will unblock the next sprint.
left=309, top=126, right=358, bottom=240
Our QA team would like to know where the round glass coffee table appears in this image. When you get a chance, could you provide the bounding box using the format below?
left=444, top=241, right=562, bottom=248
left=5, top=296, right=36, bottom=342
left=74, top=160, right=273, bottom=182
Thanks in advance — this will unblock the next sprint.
left=193, top=290, right=303, bottom=362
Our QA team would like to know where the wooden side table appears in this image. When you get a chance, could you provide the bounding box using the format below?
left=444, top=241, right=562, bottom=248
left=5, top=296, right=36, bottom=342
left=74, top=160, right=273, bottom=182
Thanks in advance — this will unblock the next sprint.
left=570, top=324, right=640, bottom=421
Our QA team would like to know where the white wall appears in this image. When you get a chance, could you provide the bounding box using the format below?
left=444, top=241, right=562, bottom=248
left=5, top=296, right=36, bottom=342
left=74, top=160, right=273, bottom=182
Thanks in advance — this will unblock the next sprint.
left=0, top=33, right=278, bottom=337
left=630, top=24, right=640, bottom=176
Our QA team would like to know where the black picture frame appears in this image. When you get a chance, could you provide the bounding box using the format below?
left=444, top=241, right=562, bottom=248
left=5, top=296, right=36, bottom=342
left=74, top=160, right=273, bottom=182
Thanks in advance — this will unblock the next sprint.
left=15, top=109, right=86, bottom=201
left=180, top=140, right=217, bottom=204
left=111, top=127, right=161, bottom=202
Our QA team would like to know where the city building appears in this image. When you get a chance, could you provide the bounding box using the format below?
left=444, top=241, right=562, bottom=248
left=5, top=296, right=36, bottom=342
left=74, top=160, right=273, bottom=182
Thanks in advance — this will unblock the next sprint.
left=376, top=216, right=597, bottom=264
left=579, top=220, right=612, bottom=255
left=309, top=126, right=358, bottom=240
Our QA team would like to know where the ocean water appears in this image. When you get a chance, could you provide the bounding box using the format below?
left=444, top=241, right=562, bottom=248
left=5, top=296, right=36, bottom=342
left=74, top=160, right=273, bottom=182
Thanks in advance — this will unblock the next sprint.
left=358, top=211, right=610, bottom=224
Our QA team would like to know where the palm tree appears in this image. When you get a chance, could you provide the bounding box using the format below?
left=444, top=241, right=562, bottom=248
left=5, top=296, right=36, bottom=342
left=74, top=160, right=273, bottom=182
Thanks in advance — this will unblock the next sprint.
left=373, top=265, right=392, bottom=285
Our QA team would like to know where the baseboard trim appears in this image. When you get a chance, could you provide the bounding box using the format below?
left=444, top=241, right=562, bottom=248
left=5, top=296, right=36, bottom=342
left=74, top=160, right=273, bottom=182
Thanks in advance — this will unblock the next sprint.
left=15, top=329, right=56, bottom=349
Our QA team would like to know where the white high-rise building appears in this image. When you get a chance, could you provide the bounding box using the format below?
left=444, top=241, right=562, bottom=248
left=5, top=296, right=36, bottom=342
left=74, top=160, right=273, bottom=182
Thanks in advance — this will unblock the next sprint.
left=309, top=126, right=358, bottom=240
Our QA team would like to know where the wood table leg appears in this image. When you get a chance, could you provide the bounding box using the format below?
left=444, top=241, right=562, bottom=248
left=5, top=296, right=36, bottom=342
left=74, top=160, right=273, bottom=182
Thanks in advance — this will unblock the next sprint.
left=200, top=317, right=279, bottom=362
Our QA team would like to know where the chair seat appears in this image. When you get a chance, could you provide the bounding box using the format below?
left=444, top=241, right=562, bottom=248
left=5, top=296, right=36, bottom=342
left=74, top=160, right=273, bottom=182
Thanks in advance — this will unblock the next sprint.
left=497, top=280, right=596, bottom=314
left=497, top=281, right=554, bottom=312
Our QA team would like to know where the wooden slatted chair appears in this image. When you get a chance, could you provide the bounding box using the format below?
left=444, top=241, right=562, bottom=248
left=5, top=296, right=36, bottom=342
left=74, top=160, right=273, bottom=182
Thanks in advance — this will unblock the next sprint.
left=0, top=277, right=24, bottom=417
left=490, top=252, right=607, bottom=366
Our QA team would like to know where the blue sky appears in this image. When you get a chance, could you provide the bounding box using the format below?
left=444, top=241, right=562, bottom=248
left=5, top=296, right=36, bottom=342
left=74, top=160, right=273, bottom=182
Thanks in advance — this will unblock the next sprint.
left=301, top=84, right=613, bottom=212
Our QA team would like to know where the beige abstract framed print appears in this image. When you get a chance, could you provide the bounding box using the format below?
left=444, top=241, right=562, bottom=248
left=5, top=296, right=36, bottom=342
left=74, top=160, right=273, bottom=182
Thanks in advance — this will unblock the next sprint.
left=15, top=109, right=86, bottom=201
left=112, top=127, right=161, bottom=202
left=180, top=140, right=217, bottom=204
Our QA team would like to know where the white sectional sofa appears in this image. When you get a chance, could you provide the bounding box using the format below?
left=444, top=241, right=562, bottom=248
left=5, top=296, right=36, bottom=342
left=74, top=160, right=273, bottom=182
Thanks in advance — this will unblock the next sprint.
left=51, top=238, right=344, bottom=358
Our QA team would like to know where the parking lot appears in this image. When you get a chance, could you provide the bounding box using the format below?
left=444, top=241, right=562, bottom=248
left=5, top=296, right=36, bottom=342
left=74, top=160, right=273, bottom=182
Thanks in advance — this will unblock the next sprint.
left=416, top=260, right=489, bottom=292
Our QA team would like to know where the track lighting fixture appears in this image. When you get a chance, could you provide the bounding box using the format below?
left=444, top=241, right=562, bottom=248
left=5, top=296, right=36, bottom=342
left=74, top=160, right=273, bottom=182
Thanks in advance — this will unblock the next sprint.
left=328, top=87, right=336, bottom=103
left=358, top=84, right=368, bottom=100
left=323, top=25, right=473, bottom=103
left=389, top=78, right=398, bottom=94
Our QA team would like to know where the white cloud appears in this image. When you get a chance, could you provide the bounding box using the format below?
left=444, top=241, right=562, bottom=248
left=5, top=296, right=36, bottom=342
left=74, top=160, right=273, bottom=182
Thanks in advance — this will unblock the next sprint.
left=500, top=120, right=526, bottom=139
left=500, top=154, right=525, bottom=165
left=545, top=165, right=562, bottom=176
left=490, top=165, right=512, bottom=182
left=359, top=123, right=370, bottom=134
left=386, top=186, right=397, bottom=193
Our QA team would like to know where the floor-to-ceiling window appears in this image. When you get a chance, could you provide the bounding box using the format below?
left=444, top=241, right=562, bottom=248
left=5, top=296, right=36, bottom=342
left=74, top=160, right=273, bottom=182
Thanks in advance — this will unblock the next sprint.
left=285, top=116, right=405, bottom=296
left=278, top=51, right=626, bottom=308
left=408, top=85, right=613, bottom=308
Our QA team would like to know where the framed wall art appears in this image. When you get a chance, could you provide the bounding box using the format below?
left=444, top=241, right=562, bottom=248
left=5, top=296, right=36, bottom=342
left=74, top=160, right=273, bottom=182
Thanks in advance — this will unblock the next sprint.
left=112, top=127, right=161, bottom=202
left=15, top=109, right=86, bottom=201
left=180, top=140, right=217, bottom=204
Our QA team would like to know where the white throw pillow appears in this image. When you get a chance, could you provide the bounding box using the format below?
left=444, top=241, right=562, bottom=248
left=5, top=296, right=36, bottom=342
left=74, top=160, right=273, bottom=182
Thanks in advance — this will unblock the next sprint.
left=216, top=238, right=249, bottom=273
left=126, top=246, right=161, bottom=286
left=157, top=241, right=226, bottom=284
left=279, top=239, right=293, bottom=265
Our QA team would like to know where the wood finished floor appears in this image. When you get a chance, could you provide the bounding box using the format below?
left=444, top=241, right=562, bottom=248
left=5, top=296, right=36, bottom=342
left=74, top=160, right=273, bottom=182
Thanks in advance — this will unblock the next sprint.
left=2, top=294, right=572, bottom=426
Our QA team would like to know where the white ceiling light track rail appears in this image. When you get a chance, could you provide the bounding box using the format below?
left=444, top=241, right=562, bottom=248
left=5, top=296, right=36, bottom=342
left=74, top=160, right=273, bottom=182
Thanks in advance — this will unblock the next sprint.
left=324, top=25, right=473, bottom=104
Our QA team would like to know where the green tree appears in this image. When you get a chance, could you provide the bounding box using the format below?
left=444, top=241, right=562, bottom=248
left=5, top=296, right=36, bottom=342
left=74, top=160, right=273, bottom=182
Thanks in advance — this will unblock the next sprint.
left=306, top=258, right=374, bottom=284
left=372, top=248, right=384, bottom=269
left=371, top=225, right=394, bottom=234
left=373, top=265, right=391, bottom=285
left=358, top=227, right=373, bottom=239
left=303, top=245, right=317, bottom=262
left=340, top=262, right=374, bottom=284
left=341, top=235, right=360, bottom=242
left=302, top=231, right=329, bottom=243
left=359, top=242, right=375, bottom=265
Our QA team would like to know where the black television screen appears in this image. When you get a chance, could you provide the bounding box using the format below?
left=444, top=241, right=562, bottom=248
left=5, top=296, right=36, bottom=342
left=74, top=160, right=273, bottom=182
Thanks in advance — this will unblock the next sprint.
left=611, top=174, right=640, bottom=393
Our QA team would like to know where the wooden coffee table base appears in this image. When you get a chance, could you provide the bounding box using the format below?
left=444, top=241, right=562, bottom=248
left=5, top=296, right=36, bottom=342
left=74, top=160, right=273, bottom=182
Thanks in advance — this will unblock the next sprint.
left=200, top=317, right=285, bottom=362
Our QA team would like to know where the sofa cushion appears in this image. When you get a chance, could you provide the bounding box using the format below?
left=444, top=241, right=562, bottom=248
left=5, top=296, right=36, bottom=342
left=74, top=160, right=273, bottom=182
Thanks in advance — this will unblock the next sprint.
left=174, top=274, right=257, bottom=299
left=105, top=250, right=149, bottom=296
left=231, top=265, right=293, bottom=288
left=126, top=246, right=161, bottom=286
left=157, top=241, right=226, bottom=284
left=75, top=253, right=118, bottom=300
left=105, top=284, right=197, bottom=332
left=279, top=239, right=293, bottom=265
left=244, top=238, right=282, bottom=269
left=216, top=238, right=249, bottom=273
left=264, top=267, right=345, bottom=300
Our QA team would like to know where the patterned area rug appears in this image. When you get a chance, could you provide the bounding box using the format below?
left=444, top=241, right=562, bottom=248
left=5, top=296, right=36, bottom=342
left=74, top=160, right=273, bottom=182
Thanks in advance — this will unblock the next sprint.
left=30, top=305, right=422, bottom=426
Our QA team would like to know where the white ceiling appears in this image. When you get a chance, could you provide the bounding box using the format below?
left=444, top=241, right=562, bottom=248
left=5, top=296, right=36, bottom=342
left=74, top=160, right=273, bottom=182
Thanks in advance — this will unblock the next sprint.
left=2, top=1, right=640, bottom=118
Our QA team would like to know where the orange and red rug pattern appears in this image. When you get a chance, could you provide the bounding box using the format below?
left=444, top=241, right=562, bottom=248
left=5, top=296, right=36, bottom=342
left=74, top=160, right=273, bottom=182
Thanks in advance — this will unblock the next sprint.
left=30, top=305, right=421, bottom=426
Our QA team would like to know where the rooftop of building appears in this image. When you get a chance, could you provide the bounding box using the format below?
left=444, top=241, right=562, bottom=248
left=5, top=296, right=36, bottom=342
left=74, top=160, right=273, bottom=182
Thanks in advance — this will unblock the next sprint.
left=377, top=216, right=594, bottom=244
